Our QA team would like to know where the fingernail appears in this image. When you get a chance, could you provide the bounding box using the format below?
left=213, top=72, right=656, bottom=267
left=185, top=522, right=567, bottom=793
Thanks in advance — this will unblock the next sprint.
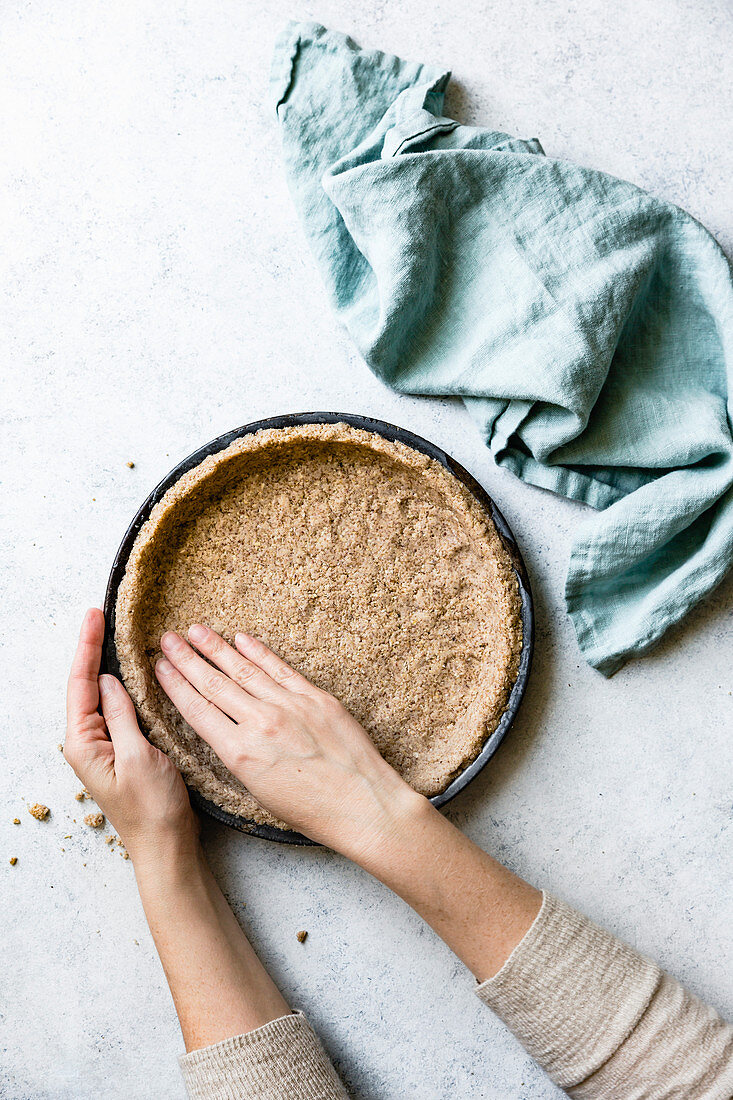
left=188, top=624, right=207, bottom=644
left=160, top=632, right=179, bottom=651
left=98, top=675, right=115, bottom=695
left=156, top=658, right=173, bottom=674
left=235, top=632, right=249, bottom=646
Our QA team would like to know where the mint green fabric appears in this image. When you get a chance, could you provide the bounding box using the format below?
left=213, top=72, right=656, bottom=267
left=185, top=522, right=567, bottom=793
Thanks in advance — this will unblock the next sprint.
left=271, top=21, right=733, bottom=675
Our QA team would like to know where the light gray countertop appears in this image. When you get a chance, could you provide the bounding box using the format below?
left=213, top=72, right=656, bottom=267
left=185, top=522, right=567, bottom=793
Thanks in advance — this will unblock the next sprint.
left=2, top=2, right=731, bottom=1097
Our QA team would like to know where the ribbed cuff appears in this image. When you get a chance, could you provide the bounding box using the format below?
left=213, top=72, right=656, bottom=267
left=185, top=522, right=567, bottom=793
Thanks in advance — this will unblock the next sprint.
left=179, top=1011, right=349, bottom=1100
left=475, top=893, right=661, bottom=1090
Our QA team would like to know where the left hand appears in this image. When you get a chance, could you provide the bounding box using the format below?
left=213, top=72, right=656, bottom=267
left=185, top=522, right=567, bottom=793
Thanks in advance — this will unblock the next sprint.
left=64, top=608, right=199, bottom=864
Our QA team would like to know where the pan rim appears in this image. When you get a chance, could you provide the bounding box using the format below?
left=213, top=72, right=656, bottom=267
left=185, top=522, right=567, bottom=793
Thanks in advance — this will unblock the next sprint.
left=102, top=411, right=534, bottom=845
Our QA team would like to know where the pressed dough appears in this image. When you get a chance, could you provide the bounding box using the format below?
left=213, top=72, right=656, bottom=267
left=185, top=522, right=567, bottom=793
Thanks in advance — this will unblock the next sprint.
left=114, top=423, right=522, bottom=828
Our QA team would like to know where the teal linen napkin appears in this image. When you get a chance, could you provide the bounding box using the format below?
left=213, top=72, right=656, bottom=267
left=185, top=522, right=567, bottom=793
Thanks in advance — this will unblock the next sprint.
left=271, top=21, right=733, bottom=675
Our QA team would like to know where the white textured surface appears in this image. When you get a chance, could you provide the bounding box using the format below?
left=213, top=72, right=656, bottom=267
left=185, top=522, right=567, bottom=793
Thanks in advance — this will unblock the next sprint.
left=1, top=2, right=732, bottom=1098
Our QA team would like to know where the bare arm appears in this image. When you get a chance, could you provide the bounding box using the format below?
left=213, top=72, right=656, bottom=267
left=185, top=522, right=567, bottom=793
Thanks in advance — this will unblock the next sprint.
left=353, top=795, right=541, bottom=981
left=64, top=610, right=289, bottom=1052
left=66, top=614, right=733, bottom=1098
left=152, top=624, right=733, bottom=1099
left=133, top=847, right=289, bottom=1050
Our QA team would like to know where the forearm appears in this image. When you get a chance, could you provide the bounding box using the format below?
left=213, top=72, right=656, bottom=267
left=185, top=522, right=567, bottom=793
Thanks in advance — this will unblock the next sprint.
left=133, top=838, right=290, bottom=1052
left=351, top=793, right=733, bottom=1099
left=349, top=787, right=541, bottom=981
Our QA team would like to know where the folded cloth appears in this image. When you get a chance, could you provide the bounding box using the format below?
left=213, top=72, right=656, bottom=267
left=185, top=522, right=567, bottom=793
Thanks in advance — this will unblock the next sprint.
left=271, top=21, right=733, bottom=675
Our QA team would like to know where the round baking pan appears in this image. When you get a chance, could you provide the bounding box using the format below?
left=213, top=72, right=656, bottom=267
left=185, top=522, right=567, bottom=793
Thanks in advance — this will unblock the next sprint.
left=102, top=412, right=534, bottom=845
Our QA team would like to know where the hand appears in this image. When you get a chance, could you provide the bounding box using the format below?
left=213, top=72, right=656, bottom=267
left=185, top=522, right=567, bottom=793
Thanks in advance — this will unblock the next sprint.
left=154, top=625, right=422, bottom=857
left=65, top=608, right=199, bottom=865
left=154, top=625, right=541, bottom=979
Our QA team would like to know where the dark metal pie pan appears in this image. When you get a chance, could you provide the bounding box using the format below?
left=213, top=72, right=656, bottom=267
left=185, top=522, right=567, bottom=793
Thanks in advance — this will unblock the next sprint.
left=102, top=412, right=534, bottom=845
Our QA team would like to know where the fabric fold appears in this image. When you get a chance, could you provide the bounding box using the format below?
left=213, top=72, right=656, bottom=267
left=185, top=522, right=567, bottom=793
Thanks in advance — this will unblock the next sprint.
left=272, top=21, right=733, bottom=674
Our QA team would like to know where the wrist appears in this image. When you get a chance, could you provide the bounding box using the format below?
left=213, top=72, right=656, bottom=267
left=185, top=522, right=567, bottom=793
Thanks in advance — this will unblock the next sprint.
left=351, top=785, right=466, bottom=903
left=129, top=826, right=204, bottom=886
left=340, top=773, right=437, bottom=873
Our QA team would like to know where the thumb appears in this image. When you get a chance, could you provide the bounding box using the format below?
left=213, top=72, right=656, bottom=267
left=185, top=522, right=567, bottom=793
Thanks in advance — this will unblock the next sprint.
left=98, top=675, right=149, bottom=759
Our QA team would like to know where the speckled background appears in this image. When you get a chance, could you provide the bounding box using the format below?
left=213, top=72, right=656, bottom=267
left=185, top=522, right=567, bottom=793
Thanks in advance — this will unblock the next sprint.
left=1, top=2, right=731, bottom=1098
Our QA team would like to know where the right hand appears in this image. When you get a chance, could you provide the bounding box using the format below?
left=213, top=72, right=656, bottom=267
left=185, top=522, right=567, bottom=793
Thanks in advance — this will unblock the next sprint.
left=155, top=624, right=542, bottom=984
left=154, top=625, right=424, bottom=856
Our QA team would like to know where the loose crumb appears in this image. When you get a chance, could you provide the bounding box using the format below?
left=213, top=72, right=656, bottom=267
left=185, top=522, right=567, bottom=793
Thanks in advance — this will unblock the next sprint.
left=28, top=803, right=50, bottom=821
left=122, top=852, right=130, bottom=860
left=13, top=818, right=20, bottom=825
left=296, top=930, right=308, bottom=944
left=75, top=791, right=86, bottom=802
left=63, top=835, right=71, bottom=839
left=58, top=744, right=63, bottom=752
left=105, top=836, right=114, bottom=845
left=9, top=857, right=18, bottom=866
left=127, top=461, right=135, bottom=468
left=84, top=813, right=105, bottom=829
left=82, top=788, right=91, bottom=797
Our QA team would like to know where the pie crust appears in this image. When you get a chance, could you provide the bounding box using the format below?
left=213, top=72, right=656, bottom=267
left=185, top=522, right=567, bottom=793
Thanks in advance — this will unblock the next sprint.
left=114, top=423, right=522, bottom=827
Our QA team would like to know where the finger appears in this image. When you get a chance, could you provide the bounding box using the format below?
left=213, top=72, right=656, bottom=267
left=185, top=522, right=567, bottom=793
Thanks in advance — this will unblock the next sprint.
left=155, top=658, right=242, bottom=766
left=234, top=633, right=315, bottom=695
left=66, top=607, right=104, bottom=719
left=160, top=632, right=256, bottom=721
left=98, top=675, right=148, bottom=759
left=66, top=607, right=110, bottom=749
left=64, top=609, right=115, bottom=778
left=188, top=624, right=286, bottom=703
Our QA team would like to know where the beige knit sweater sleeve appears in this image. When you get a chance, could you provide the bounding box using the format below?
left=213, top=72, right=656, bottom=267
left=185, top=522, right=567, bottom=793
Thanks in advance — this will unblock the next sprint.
left=179, top=893, right=733, bottom=1099
left=476, top=893, right=733, bottom=1098
left=179, top=1012, right=349, bottom=1100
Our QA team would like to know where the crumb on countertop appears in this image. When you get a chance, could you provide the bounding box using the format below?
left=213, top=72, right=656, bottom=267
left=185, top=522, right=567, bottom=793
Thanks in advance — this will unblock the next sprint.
left=28, top=803, right=50, bottom=821
left=296, top=930, right=308, bottom=944
left=84, top=813, right=105, bottom=829
left=75, top=791, right=86, bottom=802
left=13, top=818, right=20, bottom=825
left=9, top=857, right=18, bottom=865
left=127, top=461, right=135, bottom=468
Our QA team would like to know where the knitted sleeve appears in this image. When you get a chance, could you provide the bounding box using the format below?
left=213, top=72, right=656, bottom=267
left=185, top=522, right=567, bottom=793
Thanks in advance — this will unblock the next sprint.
left=476, top=892, right=733, bottom=1098
left=179, top=1011, right=349, bottom=1100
